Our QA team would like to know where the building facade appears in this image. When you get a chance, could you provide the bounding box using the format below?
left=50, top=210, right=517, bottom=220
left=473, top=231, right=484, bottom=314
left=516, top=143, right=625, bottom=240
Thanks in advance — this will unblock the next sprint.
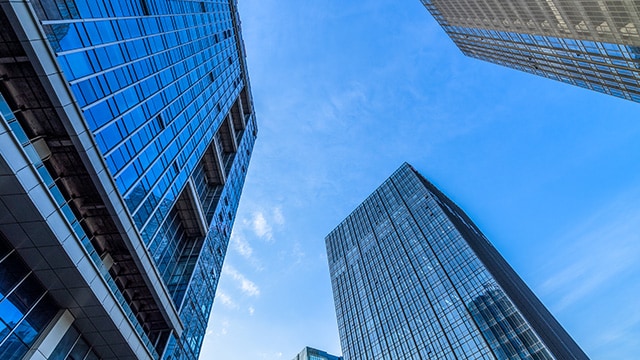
left=0, top=0, right=256, bottom=359
left=292, top=346, right=343, bottom=360
left=325, top=163, right=588, bottom=359
left=420, top=0, right=640, bottom=102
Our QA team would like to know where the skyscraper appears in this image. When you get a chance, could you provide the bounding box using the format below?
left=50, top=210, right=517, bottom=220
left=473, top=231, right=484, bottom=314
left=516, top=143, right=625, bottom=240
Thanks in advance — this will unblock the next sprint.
left=325, top=163, right=588, bottom=359
left=292, top=346, right=343, bottom=360
left=419, top=0, right=640, bottom=102
left=0, top=1, right=256, bottom=359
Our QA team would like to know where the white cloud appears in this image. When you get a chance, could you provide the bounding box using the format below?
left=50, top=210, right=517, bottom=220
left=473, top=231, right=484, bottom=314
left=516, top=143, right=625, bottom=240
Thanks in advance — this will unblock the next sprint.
left=225, top=265, right=261, bottom=297
left=246, top=207, right=286, bottom=242
left=232, top=232, right=254, bottom=258
left=216, top=291, right=238, bottom=310
left=292, top=242, right=306, bottom=264
left=213, top=320, right=229, bottom=337
left=248, top=306, right=255, bottom=316
left=229, top=227, right=265, bottom=271
left=273, top=207, right=285, bottom=226
left=251, top=211, right=273, bottom=240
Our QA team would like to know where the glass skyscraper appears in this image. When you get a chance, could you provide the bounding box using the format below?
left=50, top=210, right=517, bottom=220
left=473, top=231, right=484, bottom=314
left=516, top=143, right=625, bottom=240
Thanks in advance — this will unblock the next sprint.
left=326, top=163, right=588, bottom=359
left=420, top=0, right=640, bottom=102
left=0, top=0, right=255, bottom=359
left=292, top=346, right=343, bottom=360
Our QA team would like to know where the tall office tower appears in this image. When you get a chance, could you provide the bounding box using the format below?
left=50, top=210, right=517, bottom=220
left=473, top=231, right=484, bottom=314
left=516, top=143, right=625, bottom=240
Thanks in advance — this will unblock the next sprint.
left=419, top=0, right=640, bottom=102
left=292, top=346, right=343, bottom=360
left=326, top=163, right=588, bottom=360
left=0, top=0, right=256, bottom=359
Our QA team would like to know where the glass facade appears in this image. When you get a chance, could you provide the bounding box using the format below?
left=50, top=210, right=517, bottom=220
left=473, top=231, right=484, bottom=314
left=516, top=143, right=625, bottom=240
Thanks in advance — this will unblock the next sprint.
left=292, top=346, right=343, bottom=360
left=50, top=325, right=100, bottom=360
left=420, top=0, right=640, bottom=102
left=326, top=163, right=588, bottom=360
left=0, top=0, right=256, bottom=359
left=0, top=233, right=58, bottom=360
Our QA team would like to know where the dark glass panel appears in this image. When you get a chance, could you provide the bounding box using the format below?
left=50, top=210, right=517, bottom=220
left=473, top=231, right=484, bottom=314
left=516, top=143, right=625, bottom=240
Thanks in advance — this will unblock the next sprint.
left=50, top=326, right=79, bottom=360
left=0, top=253, right=29, bottom=300
left=0, top=332, right=28, bottom=360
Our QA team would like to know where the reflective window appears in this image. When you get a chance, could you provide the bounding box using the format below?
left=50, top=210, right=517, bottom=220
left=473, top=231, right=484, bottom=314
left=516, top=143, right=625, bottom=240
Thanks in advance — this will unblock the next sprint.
left=24, top=1, right=258, bottom=358
left=0, top=233, right=58, bottom=360
left=420, top=0, right=640, bottom=102
left=50, top=325, right=99, bottom=360
left=326, top=165, right=568, bottom=359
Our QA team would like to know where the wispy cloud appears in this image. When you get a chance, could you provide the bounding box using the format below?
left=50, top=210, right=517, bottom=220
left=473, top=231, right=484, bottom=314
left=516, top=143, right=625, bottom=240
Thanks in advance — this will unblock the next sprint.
left=594, top=310, right=640, bottom=346
left=231, top=232, right=254, bottom=258
left=273, top=207, right=285, bottom=226
left=229, top=226, right=265, bottom=271
left=248, top=306, right=255, bottom=316
left=540, top=189, right=640, bottom=311
left=208, top=319, right=229, bottom=337
left=244, top=207, right=286, bottom=242
left=251, top=211, right=273, bottom=240
left=225, top=265, right=261, bottom=297
left=216, top=291, right=239, bottom=310
left=292, top=241, right=306, bottom=264
left=219, top=320, right=229, bottom=336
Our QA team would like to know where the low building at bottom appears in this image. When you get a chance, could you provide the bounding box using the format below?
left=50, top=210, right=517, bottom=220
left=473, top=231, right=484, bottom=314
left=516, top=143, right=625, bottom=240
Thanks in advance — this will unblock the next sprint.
left=325, top=163, right=588, bottom=359
left=292, top=346, right=343, bottom=360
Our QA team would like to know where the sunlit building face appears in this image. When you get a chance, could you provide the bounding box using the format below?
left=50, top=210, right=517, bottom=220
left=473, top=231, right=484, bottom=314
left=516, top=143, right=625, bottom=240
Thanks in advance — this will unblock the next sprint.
left=420, top=0, right=640, bottom=102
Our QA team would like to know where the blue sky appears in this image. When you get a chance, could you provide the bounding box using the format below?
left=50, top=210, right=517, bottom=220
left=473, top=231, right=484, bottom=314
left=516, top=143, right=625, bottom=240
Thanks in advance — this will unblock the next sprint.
left=201, top=1, right=640, bottom=359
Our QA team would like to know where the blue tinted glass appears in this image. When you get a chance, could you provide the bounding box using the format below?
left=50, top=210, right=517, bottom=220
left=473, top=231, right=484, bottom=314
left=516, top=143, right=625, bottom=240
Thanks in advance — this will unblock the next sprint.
left=13, top=320, right=38, bottom=346
left=0, top=235, right=58, bottom=355
left=24, top=0, right=258, bottom=358
left=68, top=335, right=90, bottom=359
left=0, top=253, right=29, bottom=300
left=0, top=333, right=28, bottom=360
left=0, top=296, right=24, bottom=328
left=27, top=296, right=57, bottom=332
left=64, top=52, right=93, bottom=79
left=50, top=326, right=79, bottom=360
left=0, top=319, right=9, bottom=340
left=11, top=274, right=43, bottom=313
left=326, top=164, right=568, bottom=359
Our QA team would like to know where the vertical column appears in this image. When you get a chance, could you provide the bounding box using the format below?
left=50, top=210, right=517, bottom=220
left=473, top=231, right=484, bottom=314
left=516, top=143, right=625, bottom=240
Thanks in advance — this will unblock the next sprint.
left=23, top=310, right=74, bottom=360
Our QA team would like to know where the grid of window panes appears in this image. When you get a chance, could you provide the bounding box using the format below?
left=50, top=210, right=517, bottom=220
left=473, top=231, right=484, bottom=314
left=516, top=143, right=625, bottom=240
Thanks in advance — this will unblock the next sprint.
left=468, top=287, right=552, bottom=359
left=146, top=192, right=195, bottom=306
left=162, top=115, right=256, bottom=360
left=423, top=0, right=640, bottom=47
left=420, top=0, right=640, bottom=102
left=306, top=347, right=343, bottom=360
left=25, top=1, right=257, bottom=359
left=1, top=84, right=166, bottom=357
left=30, top=0, right=248, bottom=245
left=0, top=233, right=58, bottom=360
left=293, top=347, right=343, bottom=360
left=453, top=27, right=640, bottom=102
left=49, top=325, right=100, bottom=360
left=326, top=164, right=555, bottom=360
